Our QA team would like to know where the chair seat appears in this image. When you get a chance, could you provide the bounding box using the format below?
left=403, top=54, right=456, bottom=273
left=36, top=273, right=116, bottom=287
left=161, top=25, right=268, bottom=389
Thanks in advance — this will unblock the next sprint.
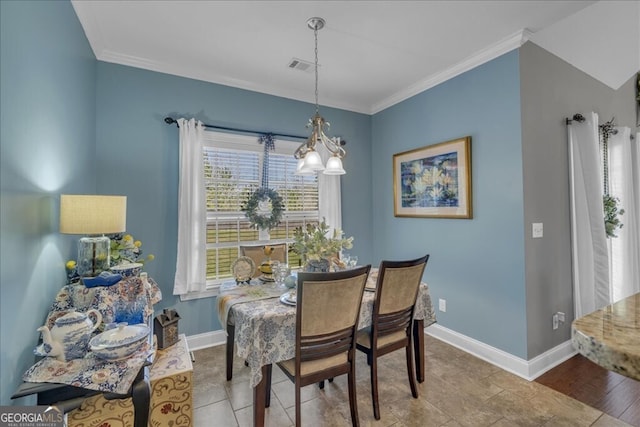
left=356, top=328, right=406, bottom=350
left=279, top=352, right=348, bottom=377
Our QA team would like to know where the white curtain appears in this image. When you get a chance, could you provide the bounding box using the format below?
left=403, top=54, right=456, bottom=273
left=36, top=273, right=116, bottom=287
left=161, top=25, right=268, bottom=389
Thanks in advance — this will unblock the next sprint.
left=568, top=112, right=610, bottom=318
left=608, top=127, right=640, bottom=301
left=173, top=118, right=207, bottom=295
left=317, top=143, right=342, bottom=233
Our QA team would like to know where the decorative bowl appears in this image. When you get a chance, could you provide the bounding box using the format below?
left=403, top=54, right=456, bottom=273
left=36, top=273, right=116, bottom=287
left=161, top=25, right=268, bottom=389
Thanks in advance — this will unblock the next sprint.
left=89, top=323, right=149, bottom=361
left=110, top=262, right=143, bottom=278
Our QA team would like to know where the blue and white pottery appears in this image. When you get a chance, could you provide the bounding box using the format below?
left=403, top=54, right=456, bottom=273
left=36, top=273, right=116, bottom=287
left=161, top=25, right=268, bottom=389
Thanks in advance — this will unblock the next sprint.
left=89, top=323, right=149, bottom=361
left=110, top=262, right=143, bottom=278
left=35, top=309, right=103, bottom=362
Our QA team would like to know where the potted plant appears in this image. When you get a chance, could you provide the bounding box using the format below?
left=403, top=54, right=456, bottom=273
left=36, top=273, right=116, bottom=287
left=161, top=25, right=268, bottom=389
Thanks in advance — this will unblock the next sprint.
left=291, top=219, right=353, bottom=272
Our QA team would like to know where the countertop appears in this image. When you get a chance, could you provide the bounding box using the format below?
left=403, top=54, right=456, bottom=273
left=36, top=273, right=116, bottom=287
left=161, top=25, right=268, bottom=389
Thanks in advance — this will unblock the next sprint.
left=571, top=292, right=640, bottom=381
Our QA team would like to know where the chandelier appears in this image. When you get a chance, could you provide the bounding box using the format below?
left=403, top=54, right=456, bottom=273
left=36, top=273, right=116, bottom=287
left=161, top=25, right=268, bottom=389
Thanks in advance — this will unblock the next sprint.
left=294, top=17, right=346, bottom=175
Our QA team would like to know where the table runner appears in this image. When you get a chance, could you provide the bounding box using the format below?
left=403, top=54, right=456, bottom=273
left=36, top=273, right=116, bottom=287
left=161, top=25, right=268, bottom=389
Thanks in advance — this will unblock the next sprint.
left=217, top=280, right=285, bottom=331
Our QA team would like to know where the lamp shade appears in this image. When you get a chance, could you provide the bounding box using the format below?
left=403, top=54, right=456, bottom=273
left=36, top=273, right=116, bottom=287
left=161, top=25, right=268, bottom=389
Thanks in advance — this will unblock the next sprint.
left=323, top=156, right=346, bottom=175
left=60, top=195, right=127, bottom=235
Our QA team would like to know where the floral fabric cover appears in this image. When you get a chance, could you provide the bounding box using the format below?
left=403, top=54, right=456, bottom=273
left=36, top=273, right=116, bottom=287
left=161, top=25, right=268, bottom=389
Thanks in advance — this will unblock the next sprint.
left=23, top=343, right=151, bottom=394
left=222, top=268, right=436, bottom=387
left=44, top=276, right=162, bottom=329
left=24, top=276, right=162, bottom=394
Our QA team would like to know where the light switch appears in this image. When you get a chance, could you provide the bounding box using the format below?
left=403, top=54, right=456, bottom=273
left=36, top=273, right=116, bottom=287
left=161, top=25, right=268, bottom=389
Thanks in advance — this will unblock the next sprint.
left=532, top=222, right=543, bottom=238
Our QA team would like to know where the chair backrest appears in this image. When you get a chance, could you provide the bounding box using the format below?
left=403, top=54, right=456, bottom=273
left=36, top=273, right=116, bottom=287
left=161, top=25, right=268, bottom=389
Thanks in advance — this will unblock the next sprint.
left=239, top=244, right=287, bottom=277
left=372, top=255, right=429, bottom=337
left=296, top=265, right=371, bottom=364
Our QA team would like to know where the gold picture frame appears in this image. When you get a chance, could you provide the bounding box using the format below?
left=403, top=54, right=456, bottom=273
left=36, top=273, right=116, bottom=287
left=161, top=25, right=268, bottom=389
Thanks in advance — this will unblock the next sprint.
left=393, top=136, right=472, bottom=219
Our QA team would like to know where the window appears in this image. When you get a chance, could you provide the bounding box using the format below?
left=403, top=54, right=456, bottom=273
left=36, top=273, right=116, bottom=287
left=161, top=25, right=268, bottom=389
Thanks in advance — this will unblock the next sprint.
left=203, top=131, right=319, bottom=286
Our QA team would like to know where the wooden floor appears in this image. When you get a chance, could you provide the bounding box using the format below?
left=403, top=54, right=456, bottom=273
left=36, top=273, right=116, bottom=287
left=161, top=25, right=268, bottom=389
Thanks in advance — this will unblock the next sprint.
left=536, top=354, right=640, bottom=426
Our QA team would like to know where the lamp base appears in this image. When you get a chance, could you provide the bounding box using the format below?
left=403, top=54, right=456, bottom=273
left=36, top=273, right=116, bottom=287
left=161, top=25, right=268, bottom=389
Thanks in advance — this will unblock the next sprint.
left=77, top=236, right=110, bottom=277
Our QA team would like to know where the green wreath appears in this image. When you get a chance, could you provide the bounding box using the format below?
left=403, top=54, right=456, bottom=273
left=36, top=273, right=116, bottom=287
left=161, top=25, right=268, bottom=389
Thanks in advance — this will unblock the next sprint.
left=243, top=187, right=284, bottom=230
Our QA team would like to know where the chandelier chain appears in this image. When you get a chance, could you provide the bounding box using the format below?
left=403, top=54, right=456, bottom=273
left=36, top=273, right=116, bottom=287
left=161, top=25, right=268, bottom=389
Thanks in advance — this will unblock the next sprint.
left=314, top=25, right=319, bottom=115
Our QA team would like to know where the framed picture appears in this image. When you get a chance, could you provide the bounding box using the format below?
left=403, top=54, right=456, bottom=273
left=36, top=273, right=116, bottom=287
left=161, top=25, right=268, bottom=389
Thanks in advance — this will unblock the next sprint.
left=393, top=136, right=472, bottom=218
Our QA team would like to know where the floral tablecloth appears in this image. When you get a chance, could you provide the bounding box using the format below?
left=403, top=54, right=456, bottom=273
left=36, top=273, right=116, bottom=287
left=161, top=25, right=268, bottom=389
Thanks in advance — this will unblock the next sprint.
left=221, top=268, right=436, bottom=387
left=24, top=276, right=162, bottom=394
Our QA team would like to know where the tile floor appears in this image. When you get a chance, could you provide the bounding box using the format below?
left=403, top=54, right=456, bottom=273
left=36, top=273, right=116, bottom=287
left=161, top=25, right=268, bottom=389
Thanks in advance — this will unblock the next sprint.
left=191, top=335, right=632, bottom=426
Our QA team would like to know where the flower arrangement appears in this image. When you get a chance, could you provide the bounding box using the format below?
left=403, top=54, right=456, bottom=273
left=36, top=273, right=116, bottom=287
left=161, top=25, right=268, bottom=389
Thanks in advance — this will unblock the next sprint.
left=291, top=219, right=353, bottom=270
left=109, top=233, right=155, bottom=266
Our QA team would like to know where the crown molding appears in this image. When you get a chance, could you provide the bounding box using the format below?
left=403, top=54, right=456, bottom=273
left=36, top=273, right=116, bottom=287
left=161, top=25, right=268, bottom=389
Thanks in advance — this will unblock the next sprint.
left=370, top=29, right=533, bottom=114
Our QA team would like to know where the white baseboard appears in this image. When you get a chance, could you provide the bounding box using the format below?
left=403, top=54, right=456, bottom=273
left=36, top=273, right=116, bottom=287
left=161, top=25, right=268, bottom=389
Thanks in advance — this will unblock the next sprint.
left=186, top=329, right=226, bottom=352
left=425, top=324, right=576, bottom=381
left=184, top=325, right=577, bottom=381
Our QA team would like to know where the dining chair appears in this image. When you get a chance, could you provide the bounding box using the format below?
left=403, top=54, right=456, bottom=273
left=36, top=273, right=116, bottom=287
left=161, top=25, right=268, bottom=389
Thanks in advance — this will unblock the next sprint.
left=355, top=254, right=429, bottom=420
left=269, top=265, right=371, bottom=427
left=239, top=243, right=287, bottom=278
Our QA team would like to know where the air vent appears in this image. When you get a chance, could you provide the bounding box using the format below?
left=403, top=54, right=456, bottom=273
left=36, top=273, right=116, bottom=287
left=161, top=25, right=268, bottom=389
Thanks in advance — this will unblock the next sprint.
left=288, top=58, right=314, bottom=73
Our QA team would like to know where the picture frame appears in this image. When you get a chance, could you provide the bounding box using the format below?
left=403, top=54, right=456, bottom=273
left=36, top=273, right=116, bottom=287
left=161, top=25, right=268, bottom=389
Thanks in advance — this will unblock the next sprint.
left=393, top=136, right=472, bottom=219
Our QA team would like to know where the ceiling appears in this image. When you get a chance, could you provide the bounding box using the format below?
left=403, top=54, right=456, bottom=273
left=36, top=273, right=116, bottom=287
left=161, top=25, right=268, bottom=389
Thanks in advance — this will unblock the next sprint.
left=71, top=1, right=599, bottom=115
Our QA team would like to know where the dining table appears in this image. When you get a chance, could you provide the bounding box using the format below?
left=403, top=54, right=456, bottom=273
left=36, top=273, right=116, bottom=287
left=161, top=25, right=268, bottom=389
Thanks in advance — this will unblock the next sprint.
left=217, top=268, right=436, bottom=427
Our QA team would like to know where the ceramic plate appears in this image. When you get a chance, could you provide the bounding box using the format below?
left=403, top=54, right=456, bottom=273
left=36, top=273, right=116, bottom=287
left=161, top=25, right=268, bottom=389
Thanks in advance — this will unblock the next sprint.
left=231, top=256, right=255, bottom=283
left=280, top=292, right=296, bottom=306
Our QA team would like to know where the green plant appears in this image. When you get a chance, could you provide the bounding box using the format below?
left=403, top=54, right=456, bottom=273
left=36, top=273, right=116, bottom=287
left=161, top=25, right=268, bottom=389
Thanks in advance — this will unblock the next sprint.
left=603, top=194, right=624, bottom=238
left=291, top=219, right=353, bottom=262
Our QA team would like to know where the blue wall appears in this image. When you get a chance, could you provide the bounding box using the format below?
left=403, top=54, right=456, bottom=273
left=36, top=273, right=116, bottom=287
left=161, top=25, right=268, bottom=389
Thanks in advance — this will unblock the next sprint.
left=95, top=63, right=372, bottom=336
left=371, top=51, right=528, bottom=358
left=0, top=0, right=97, bottom=404
left=0, top=0, right=532, bottom=406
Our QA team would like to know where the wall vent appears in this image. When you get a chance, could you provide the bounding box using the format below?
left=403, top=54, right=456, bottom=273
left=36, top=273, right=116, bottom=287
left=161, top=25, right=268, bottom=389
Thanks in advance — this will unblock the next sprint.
left=288, top=58, right=314, bottom=73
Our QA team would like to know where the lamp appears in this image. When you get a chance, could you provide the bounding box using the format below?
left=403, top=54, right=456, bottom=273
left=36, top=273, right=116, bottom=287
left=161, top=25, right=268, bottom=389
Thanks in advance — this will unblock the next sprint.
left=294, top=17, right=346, bottom=176
left=60, top=195, right=127, bottom=277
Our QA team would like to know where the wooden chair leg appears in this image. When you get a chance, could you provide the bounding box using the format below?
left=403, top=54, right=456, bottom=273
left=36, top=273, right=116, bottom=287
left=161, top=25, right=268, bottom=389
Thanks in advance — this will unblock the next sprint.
left=405, top=343, right=418, bottom=398
left=370, top=354, right=380, bottom=420
left=295, top=383, right=301, bottom=427
left=413, top=319, right=425, bottom=383
left=226, top=323, right=235, bottom=381
left=348, top=365, right=360, bottom=427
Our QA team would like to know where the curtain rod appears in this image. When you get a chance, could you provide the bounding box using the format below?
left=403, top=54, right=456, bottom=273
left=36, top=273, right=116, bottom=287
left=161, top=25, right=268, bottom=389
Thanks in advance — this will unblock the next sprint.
left=164, top=116, right=309, bottom=141
left=565, top=113, right=635, bottom=140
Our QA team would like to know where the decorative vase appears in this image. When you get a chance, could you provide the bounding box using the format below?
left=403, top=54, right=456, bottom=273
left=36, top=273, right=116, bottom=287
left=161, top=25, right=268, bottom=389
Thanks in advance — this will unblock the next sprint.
left=305, top=258, right=330, bottom=273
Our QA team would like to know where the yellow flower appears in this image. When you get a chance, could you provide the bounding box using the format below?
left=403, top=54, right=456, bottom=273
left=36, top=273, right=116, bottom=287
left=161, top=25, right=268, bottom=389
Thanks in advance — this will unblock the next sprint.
left=123, top=234, right=133, bottom=242
left=134, top=240, right=142, bottom=248
left=147, top=254, right=155, bottom=261
left=65, top=260, right=76, bottom=270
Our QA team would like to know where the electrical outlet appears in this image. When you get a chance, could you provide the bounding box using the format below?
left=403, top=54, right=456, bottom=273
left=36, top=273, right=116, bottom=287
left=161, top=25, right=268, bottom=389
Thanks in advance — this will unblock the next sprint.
left=439, top=298, right=446, bottom=312
left=532, top=222, right=543, bottom=238
left=552, top=313, right=559, bottom=330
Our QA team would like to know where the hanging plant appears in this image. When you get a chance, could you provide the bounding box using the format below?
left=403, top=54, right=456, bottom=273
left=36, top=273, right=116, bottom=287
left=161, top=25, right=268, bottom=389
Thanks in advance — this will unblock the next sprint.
left=243, top=187, right=284, bottom=230
left=603, top=194, right=624, bottom=238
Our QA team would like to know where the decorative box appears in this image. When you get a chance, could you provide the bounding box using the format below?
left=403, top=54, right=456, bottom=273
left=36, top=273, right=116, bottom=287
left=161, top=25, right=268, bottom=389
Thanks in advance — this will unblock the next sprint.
left=154, top=308, right=181, bottom=349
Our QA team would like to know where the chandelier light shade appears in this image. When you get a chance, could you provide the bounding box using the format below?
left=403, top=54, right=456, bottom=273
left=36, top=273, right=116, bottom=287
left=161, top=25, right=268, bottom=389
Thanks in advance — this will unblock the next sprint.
left=294, top=17, right=346, bottom=176
left=60, top=194, right=127, bottom=277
